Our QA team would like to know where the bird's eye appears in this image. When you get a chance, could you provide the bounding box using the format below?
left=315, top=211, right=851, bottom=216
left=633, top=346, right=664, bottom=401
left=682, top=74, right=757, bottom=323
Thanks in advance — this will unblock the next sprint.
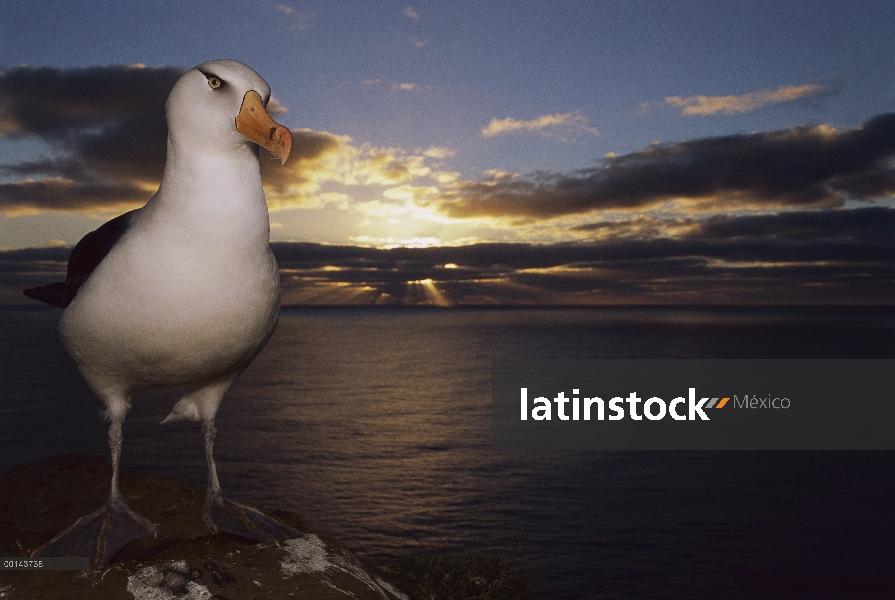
left=207, top=76, right=222, bottom=89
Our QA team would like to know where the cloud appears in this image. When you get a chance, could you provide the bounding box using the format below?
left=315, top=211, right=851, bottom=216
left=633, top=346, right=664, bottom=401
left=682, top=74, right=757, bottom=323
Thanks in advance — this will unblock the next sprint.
left=198, top=205, right=895, bottom=305
left=404, top=6, right=420, bottom=20
left=288, top=11, right=314, bottom=31
left=7, top=206, right=890, bottom=305
left=422, top=147, right=456, bottom=159
left=435, top=113, right=895, bottom=220
left=258, top=129, right=350, bottom=209
left=215, top=204, right=895, bottom=305
left=259, top=131, right=459, bottom=211
left=0, top=65, right=183, bottom=214
left=393, top=82, right=420, bottom=91
left=382, top=184, right=440, bottom=203
left=0, top=64, right=183, bottom=140
left=481, top=111, right=600, bottom=139
left=266, top=96, right=288, bottom=115
left=664, top=83, right=834, bottom=116
left=0, top=177, right=149, bottom=216
left=275, top=3, right=314, bottom=30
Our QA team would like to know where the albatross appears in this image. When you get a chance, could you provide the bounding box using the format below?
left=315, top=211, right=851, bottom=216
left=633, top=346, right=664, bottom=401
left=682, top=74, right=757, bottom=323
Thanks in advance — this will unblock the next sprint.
left=24, top=59, right=300, bottom=566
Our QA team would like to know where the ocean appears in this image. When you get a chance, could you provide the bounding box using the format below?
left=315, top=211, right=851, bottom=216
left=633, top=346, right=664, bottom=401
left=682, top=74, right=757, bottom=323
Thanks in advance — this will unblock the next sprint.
left=2, top=305, right=894, bottom=599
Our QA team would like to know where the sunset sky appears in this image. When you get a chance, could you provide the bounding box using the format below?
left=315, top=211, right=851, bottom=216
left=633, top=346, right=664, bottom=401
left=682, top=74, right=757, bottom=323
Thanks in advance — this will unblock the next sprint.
left=1, top=1, right=893, bottom=305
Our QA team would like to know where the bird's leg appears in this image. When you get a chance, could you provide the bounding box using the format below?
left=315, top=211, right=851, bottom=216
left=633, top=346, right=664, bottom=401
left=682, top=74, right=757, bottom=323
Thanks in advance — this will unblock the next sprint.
left=108, top=417, right=125, bottom=501
left=201, top=417, right=301, bottom=545
left=32, top=416, right=157, bottom=567
left=203, top=418, right=223, bottom=497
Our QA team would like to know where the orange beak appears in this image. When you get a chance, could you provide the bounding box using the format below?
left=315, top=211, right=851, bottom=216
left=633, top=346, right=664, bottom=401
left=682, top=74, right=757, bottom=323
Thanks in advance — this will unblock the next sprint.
left=235, top=90, right=293, bottom=164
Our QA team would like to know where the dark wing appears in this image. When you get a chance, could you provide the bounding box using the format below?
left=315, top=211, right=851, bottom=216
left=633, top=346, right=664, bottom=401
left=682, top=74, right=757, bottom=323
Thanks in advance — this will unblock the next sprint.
left=23, top=210, right=139, bottom=308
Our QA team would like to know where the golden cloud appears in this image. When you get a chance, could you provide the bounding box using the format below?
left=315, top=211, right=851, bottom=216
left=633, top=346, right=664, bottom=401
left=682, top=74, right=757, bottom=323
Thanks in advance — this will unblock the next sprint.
left=665, top=83, right=832, bottom=116
left=422, top=146, right=456, bottom=159
left=382, top=185, right=440, bottom=203
left=259, top=130, right=461, bottom=212
left=481, top=111, right=600, bottom=139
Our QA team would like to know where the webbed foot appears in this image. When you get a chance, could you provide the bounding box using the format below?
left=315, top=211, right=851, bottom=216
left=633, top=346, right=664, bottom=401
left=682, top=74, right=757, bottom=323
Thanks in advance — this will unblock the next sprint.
left=32, top=497, right=157, bottom=567
left=203, top=492, right=302, bottom=545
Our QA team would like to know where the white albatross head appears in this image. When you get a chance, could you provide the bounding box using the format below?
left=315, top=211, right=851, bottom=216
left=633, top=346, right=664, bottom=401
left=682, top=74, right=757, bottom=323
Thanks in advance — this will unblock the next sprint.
left=165, top=59, right=292, bottom=164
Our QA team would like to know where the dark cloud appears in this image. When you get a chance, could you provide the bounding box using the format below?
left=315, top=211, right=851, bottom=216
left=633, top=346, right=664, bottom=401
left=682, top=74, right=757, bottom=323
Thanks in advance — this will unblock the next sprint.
left=0, top=178, right=149, bottom=214
left=5, top=206, right=892, bottom=305
left=0, top=246, right=68, bottom=274
left=1, top=113, right=169, bottom=185
left=0, top=65, right=182, bottom=139
left=690, top=205, right=895, bottom=242
left=0, top=65, right=182, bottom=213
left=433, top=114, right=895, bottom=219
left=272, top=207, right=894, bottom=272
left=276, top=207, right=892, bottom=304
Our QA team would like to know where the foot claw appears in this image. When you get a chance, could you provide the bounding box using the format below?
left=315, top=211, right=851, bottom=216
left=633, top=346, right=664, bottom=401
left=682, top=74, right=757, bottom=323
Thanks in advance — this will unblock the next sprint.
left=203, top=493, right=301, bottom=545
left=32, top=498, right=157, bottom=567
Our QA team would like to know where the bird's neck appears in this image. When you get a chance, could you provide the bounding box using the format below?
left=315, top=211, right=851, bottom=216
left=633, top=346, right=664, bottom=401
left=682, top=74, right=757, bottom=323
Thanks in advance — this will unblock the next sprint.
left=151, top=142, right=270, bottom=240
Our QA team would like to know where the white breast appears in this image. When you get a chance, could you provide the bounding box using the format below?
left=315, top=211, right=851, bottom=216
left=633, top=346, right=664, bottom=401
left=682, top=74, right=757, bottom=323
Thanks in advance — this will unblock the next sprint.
left=59, top=153, right=280, bottom=393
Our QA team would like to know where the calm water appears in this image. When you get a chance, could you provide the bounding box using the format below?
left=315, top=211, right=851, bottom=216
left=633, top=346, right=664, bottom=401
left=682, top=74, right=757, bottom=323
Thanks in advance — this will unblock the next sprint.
left=2, top=305, right=895, bottom=599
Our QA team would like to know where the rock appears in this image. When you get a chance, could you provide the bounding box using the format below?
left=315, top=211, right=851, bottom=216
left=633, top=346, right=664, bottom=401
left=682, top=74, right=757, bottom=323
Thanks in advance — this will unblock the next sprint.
left=0, top=454, right=411, bottom=600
